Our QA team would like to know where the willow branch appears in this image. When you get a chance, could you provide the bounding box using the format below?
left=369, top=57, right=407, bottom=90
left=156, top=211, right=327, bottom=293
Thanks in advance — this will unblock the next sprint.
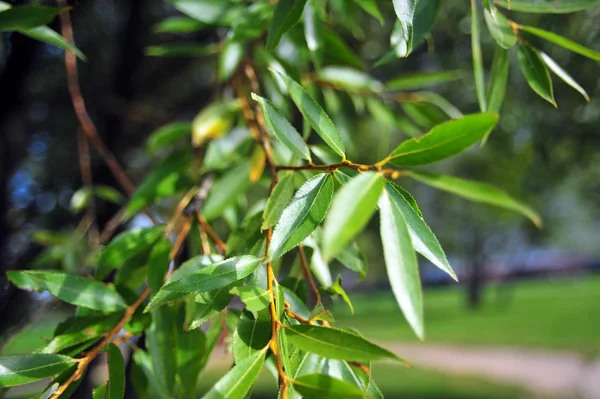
left=298, top=244, right=321, bottom=305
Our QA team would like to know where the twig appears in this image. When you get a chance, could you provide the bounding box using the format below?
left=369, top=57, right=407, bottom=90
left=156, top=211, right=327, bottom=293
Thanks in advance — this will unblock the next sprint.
left=284, top=303, right=313, bottom=325
left=298, top=244, right=321, bottom=305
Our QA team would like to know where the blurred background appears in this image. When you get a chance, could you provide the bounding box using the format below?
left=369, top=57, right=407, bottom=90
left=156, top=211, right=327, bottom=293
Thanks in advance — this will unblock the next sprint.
left=1, top=0, right=600, bottom=398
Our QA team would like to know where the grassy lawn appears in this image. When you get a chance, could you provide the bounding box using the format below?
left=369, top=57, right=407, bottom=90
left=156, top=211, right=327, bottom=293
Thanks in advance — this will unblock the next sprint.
left=336, top=276, right=600, bottom=355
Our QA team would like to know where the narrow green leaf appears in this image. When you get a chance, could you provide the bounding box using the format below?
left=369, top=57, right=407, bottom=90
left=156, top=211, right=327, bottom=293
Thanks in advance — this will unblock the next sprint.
left=146, top=43, right=219, bottom=57
left=107, top=343, right=125, bottom=399
left=231, top=286, right=271, bottom=313
left=322, top=29, right=364, bottom=70
left=177, top=327, right=206, bottom=398
left=292, top=374, right=364, bottom=398
left=322, top=276, right=354, bottom=314
left=0, top=354, right=75, bottom=387
left=203, top=161, right=252, bottom=221
left=285, top=325, right=403, bottom=363
left=147, top=122, right=192, bottom=153
left=154, top=17, right=205, bottom=33
left=484, top=9, right=517, bottom=49
left=147, top=256, right=262, bottom=311
left=147, top=306, right=177, bottom=398
left=539, top=51, right=590, bottom=101
left=385, top=70, right=463, bottom=91
left=232, top=311, right=271, bottom=363
left=352, top=0, right=384, bottom=24
left=189, top=287, right=233, bottom=330
left=495, top=0, right=600, bottom=13
left=252, top=94, right=311, bottom=161
left=93, top=382, right=108, bottom=399
left=322, top=172, right=384, bottom=260
left=379, top=190, right=423, bottom=340
left=413, top=92, right=464, bottom=119
left=334, top=241, right=367, bottom=279
left=266, top=0, right=308, bottom=51
left=408, top=171, right=542, bottom=227
left=0, top=5, right=63, bottom=31
left=70, top=185, right=124, bottom=213
left=227, top=212, right=266, bottom=258
left=170, top=0, right=245, bottom=25
left=471, top=0, right=487, bottom=111
left=269, top=173, right=334, bottom=261
left=486, top=47, right=510, bottom=113
left=97, top=226, right=165, bottom=280
left=219, top=37, right=244, bottom=81
left=317, top=67, right=383, bottom=93
left=385, top=181, right=457, bottom=281
left=126, top=150, right=193, bottom=217
left=202, top=349, right=266, bottom=399
left=517, top=44, right=556, bottom=106
left=147, top=236, right=172, bottom=297
left=21, top=26, right=86, bottom=61
left=392, top=0, right=418, bottom=55
left=7, top=270, right=126, bottom=311
left=304, top=0, right=325, bottom=66
left=272, top=69, right=346, bottom=158
left=41, top=314, right=122, bottom=354
left=262, top=172, right=296, bottom=230
left=517, top=25, right=600, bottom=61
left=385, top=113, right=499, bottom=167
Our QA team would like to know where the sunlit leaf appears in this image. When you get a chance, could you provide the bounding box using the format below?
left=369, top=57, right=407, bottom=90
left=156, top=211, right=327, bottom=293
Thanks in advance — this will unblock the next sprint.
left=154, top=16, right=205, bottom=33
left=322, top=276, right=354, bottom=313
left=266, top=0, right=307, bottom=51
left=517, top=25, right=600, bottom=61
left=484, top=9, right=517, bottom=49
left=352, top=0, right=384, bottom=24
left=262, top=172, right=296, bottom=230
left=539, top=51, right=590, bottom=101
left=486, top=47, right=510, bottom=113
left=188, top=287, right=233, bottom=330
left=292, top=374, right=364, bottom=398
left=107, top=343, right=125, bottom=399
left=517, top=44, right=556, bottom=106
left=169, top=0, right=245, bottom=25
left=0, top=354, right=75, bottom=387
left=471, top=0, right=487, bottom=111
left=269, top=173, right=334, bottom=261
left=317, top=67, right=383, bottom=93
left=147, top=122, right=191, bottom=153
left=0, top=5, right=63, bottom=31
left=231, top=286, right=271, bottom=313
left=407, top=171, right=542, bottom=226
left=495, top=0, right=600, bottom=13
left=22, top=26, right=86, bottom=60
left=202, top=349, right=266, bottom=399
left=386, top=70, right=462, bottom=91
left=146, top=43, right=219, bottom=57
left=391, top=0, right=418, bottom=55
left=7, top=270, right=127, bottom=312
left=192, top=100, right=239, bottom=147
left=232, top=311, right=271, bottom=362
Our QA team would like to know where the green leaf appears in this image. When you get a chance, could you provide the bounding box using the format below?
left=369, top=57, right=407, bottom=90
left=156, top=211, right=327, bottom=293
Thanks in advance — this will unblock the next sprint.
left=203, top=161, right=252, bottom=221
left=335, top=242, right=367, bottom=279
left=219, top=37, right=244, bottom=81
left=322, top=172, right=384, bottom=260
left=154, top=16, right=205, bottom=33
left=471, top=0, right=487, bottom=111
left=322, top=276, right=354, bottom=314
left=177, top=327, right=206, bottom=398
left=147, top=307, right=177, bottom=397
left=517, top=44, right=556, bottom=106
left=41, top=314, right=122, bottom=354
left=407, top=171, right=542, bottom=227
left=107, top=343, right=125, bottom=399
left=392, top=0, right=418, bottom=55
left=126, top=150, right=193, bottom=217
left=269, top=173, right=334, bottom=261
left=147, top=256, right=262, bottom=311
left=252, top=94, right=311, bottom=161
left=262, top=172, right=296, bottom=230
left=0, top=354, right=75, bottom=387
left=147, top=236, right=172, bottom=297
left=379, top=189, right=424, bottom=340
left=486, top=47, right=510, bottom=113
left=352, top=0, right=384, bottom=24
left=385, top=113, right=499, bottom=167
left=0, top=5, right=63, bottom=31
left=322, top=29, right=364, bottom=70
left=284, top=325, right=403, bottom=363
left=93, top=382, right=108, bottom=399
left=202, top=349, right=266, bottom=399
left=292, top=374, right=364, bottom=398
left=7, top=270, right=127, bottom=312
left=232, top=311, right=271, bottom=362
left=517, top=25, right=600, bottom=61
left=145, top=43, right=219, bottom=57
left=21, top=26, right=86, bottom=61
left=70, top=185, right=124, bottom=213
left=266, top=0, right=307, bottom=51
left=317, top=67, right=383, bottom=93
left=227, top=212, right=266, bottom=258
left=304, top=0, right=324, bottom=65
left=539, top=51, right=590, bottom=101
left=189, top=287, right=233, bottom=330
left=231, top=286, right=271, bottom=313
left=495, top=0, right=600, bottom=13
left=385, top=181, right=457, bottom=281
left=192, top=100, right=239, bottom=147
left=169, top=0, right=245, bottom=25
left=97, top=226, right=165, bottom=280
left=272, top=69, right=346, bottom=158
left=484, top=9, right=517, bottom=49
left=385, top=70, right=462, bottom=91
left=147, top=122, right=192, bottom=153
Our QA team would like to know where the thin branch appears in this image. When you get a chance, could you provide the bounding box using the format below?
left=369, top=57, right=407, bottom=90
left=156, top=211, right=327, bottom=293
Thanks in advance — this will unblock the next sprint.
left=298, top=244, right=321, bottom=305
left=196, top=213, right=227, bottom=255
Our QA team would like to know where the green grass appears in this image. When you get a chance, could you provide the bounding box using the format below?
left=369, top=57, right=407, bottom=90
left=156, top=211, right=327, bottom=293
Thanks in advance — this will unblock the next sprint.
left=198, top=362, right=527, bottom=399
left=336, top=276, right=600, bottom=355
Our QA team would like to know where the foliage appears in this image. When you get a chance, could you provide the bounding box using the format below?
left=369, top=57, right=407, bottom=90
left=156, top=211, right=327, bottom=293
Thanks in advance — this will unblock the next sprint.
left=1, top=0, right=599, bottom=398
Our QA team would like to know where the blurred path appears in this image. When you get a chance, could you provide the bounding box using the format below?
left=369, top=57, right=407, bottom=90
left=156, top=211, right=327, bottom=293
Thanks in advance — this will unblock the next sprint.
left=385, top=343, right=600, bottom=399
